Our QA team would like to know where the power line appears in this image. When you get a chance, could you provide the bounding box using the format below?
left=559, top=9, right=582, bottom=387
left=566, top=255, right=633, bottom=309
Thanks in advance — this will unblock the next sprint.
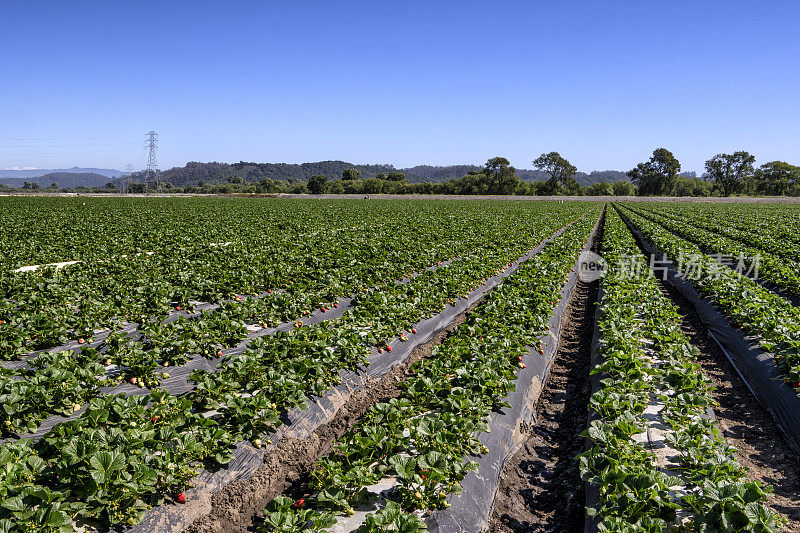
left=0, top=136, right=140, bottom=141
left=0, top=142, right=137, bottom=148
left=0, top=148, right=136, bottom=156
left=124, top=164, right=134, bottom=193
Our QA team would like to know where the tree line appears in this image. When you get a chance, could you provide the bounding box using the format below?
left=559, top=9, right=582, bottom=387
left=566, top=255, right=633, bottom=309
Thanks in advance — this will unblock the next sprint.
left=6, top=149, right=798, bottom=197
left=295, top=149, right=800, bottom=197
left=626, top=148, right=800, bottom=197
left=141, top=160, right=629, bottom=188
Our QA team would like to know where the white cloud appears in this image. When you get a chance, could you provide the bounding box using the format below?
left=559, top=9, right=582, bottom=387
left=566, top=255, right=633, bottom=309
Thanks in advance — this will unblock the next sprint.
left=3, top=166, right=39, bottom=170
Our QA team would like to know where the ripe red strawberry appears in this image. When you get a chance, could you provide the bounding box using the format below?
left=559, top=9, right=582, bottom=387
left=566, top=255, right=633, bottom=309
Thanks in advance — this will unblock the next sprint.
left=293, top=498, right=305, bottom=509
left=176, top=306, right=181, bottom=311
left=129, top=377, right=136, bottom=384
left=333, top=302, right=339, bottom=308
left=386, top=345, right=392, bottom=352
left=412, top=328, right=417, bottom=334
left=176, top=492, right=186, bottom=504
left=152, top=416, right=158, bottom=423
left=78, top=338, right=85, bottom=344
left=218, top=350, right=224, bottom=357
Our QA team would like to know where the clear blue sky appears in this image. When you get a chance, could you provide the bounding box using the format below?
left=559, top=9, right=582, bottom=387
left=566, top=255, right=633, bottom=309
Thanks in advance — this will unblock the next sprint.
left=2, top=1, right=798, bottom=174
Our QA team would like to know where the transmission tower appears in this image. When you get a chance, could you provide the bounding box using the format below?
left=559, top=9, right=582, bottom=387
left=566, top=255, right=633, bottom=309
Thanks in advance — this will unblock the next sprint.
left=146, top=131, right=159, bottom=191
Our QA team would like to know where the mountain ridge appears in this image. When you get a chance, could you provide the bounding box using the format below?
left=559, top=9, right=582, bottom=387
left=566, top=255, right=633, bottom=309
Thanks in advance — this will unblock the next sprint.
left=0, top=166, right=123, bottom=180
left=145, top=161, right=629, bottom=188
left=0, top=162, right=631, bottom=188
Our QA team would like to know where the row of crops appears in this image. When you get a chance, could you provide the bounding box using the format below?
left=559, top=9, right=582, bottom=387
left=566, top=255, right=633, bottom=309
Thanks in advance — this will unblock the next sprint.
left=0, top=197, right=596, bottom=531
left=1, top=196, right=798, bottom=532
left=582, top=209, right=779, bottom=531
left=256, top=207, right=601, bottom=531
left=617, top=203, right=800, bottom=387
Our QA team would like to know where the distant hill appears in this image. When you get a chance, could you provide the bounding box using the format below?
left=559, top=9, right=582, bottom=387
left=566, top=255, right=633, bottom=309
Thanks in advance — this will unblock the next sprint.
left=0, top=172, right=114, bottom=189
left=0, top=166, right=123, bottom=180
left=147, top=161, right=630, bottom=188
left=0, top=161, right=630, bottom=189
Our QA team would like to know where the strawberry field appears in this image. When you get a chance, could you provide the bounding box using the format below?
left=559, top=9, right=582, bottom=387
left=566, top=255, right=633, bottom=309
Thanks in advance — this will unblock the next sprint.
left=1, top=197, right=799, bottom=532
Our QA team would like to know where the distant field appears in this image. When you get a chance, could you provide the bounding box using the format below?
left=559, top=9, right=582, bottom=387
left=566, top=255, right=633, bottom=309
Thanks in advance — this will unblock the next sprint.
left=5, top=191, right=800, bottom=202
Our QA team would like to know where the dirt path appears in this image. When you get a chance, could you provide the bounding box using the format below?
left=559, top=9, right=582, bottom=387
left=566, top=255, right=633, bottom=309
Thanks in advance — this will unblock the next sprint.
left=654, top=280, right=800, bottom=531
left=187, top=310, right=473, bottom=533
left=488, top=275, right=598, bottom=532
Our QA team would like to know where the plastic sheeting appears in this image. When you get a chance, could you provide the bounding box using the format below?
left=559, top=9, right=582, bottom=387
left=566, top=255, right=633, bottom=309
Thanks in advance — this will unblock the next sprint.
left=129, top=209, right=599, bottom=532
left=582, top=283, right=605, bottom=533
left=426, top=210, right=604, bottom=533
left=620, top=208, right=800, bottom=455
left=8, top=257, right=456, bottom=441
left=581, top=282, right=718, bottom=533
left=6, top=251, right=450, bottom=370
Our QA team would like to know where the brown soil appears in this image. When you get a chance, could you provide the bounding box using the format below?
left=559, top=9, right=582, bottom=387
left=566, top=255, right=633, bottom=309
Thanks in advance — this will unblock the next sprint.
left=187, top=310, right=472, bottom=533
left=655, top=280, right=800, bottom=531
left=487, top=249, right=601, bottom=530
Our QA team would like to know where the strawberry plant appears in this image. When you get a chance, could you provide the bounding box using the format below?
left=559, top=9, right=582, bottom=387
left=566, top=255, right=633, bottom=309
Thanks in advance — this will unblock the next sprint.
left=580, top=208, right=780, bottom=531
left=619, top=204, right=800, bottom=386
left=259, top=210, right=601, bottom=528
left=0, top=198, right=600, bottom=530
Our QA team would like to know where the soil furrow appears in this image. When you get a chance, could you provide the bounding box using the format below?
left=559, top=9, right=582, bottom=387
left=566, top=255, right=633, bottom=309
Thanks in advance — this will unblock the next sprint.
left=186, top=307, right=475, bottom=533
left=487, top=268, right=599, bottom=530
left=622, top=210, right=800, bottom=531
left=653, top=276, right=800, bottom=531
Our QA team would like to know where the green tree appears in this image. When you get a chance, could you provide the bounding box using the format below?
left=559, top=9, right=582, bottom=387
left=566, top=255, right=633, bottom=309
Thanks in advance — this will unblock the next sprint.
left=612, top=180, right=635, bottom=196
left=105, top=182, right=117, bottom=190
left=704, top=151, right=755, bottom=197
left=362, top=177, right=383, bottom=193
left=482, top=156, right=519, bottom=194
left=673, top=176, right=712, bottom=197
left=587, top=181, right=613, bottom=196
left=754, top=161, right=800, bottom=196
left=532, top=152, right=578, bottom=195
left=327, top=179, right=345, bottom=194
left=386, top=172, right=407, bottom=182
left=627, top=148, right=681, bottom=196
left=342, top=168, right=361, bottom=181
left=307, top=174, right=328, bottom=194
